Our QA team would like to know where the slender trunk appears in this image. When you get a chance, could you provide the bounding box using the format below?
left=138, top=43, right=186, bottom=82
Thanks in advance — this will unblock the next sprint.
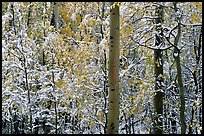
left=107, top=2, right=120, bottom=134
left=153, top=5, right=164, bottom=134
left=27, top=2, right=32, bottom=29
left=193, top=27, right=202, bottom=134
left=174, top=48, right=186, bottom=134
left=11, top=3, right=17, bottom=35
left=128, top=116, right=131, bottom=134
left=42, top=2, right=47, bottom=66
left=52, top=54, right=58, bottom=134
left=53, top=2, right=59, bottom=30
left=131, top=115, right=135, bottom=134
left=173, top=3, right=186, bottom=134
left=103, top=49, right=108, bottom=134
left=9, top=107, right=13, bottom=134
left=123, top=112, right=128, bottom=134
left=53, top=2, right=59, bottom=134
left=24, top=58, right=32, bottom=133
left=101, top=2, right=105, bottom=40
left=198, top=29, right=202, bottom=134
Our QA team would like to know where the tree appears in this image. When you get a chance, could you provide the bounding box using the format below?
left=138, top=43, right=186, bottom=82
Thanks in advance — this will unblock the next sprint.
left=172, top=2, right=186, bottom=134
left=52, top=2, right=59, bottom=134
left=153, top=4, right=164, bottom=134
left=107, top=2, right=120, bottom=134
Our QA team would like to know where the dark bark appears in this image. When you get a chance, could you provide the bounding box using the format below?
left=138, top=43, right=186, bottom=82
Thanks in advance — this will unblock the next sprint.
left=173, top=3, right=186, bottom=134
left=153, top=5, right=164, bottom=134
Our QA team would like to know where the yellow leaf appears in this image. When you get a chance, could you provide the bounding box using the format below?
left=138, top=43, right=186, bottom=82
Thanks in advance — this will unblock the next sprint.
left=147, top=128, right=150, bottom=132
left=138, top=7, right=142, bottom=13
left=77, top=79, right=81, bottom=84
left=195, top=2, right=202, bottom=12
left=191, top=15, right=199, bottom=22
left=158, top=118, right=161, bottom=122
left=130, top=107, right=135, bottom=114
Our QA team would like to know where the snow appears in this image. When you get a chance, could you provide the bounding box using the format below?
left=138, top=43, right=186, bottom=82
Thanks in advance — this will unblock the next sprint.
left=102, top=18, right=109, bottom=26
left=154, top=89, right=164, bottom=93
left=158, top=58, right=162, bottom=65
left=173, top=52, right=178, bottom=57
left=99, top=38, right=107, bottom=47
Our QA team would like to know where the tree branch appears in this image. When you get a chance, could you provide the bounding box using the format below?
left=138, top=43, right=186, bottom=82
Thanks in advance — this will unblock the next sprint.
left=129, top=36, right=174, bottom=51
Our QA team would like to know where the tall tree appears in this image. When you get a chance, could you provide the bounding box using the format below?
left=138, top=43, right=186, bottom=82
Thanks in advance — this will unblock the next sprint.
left=173, top=2, right=186, bottom=134
left=153, top=4, right=164, bottom=134
left=52, top=2, right=59, bottom=134
left=107, top=2, right=120, bottom=134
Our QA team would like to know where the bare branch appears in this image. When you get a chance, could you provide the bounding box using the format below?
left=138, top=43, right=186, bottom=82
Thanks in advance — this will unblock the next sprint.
left=129, top=36, right=174, bottom=51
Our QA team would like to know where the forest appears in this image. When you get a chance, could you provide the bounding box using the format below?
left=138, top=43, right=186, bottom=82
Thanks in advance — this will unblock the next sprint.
left=2, top=2, right=202, bottom=134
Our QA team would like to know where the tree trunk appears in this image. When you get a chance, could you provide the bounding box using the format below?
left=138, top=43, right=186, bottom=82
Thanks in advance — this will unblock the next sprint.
left=24, top=57, right=32, bottom=133
left=107, top=2, right=120, bottom=134
left=153, top=5, right=164, bottom=134
left=53, top=2, right=59, bottom=134
left=53, top=2, right=59, bottom=30
left=173, top=2, right=186, bottom=134
left=103, top=49, right=108, bottom=134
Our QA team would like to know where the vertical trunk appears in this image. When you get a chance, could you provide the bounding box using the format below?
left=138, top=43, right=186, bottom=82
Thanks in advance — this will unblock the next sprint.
left=153, top=5, right=164, bottom=134
left=174, top=48, right=186, bottom=134
left=27, top=2, right=32, bottom=29
left=173, top=2, right=186, bottom=134
left=193, top=27, right=202, bottom=134
left=123, top=112, right=128, bottom=134
left=23, top=56, right=32, bottom=133
left=101, top=2, right=105, bottom=40
left=107, top=2, right=120, bottom=134
left=153, top=50, right=164, bottom=134
left=52, top=54, right=58, bottom=134
left=103, top=49, right=108, bottom=134
left=198, top=30, right=202, bottom=134
left=42, top=2, right=47, bottom=66
left=53, top=2, right=59, bottom=30
left=100, top=3, right=107, bottom=134
left=131, top=115, right=135, bottom=134
left=53, top=2, right=59, bottom=134
left=128, top=116, right=131, bottom=134
left=164, top=96, right=168, bottom=132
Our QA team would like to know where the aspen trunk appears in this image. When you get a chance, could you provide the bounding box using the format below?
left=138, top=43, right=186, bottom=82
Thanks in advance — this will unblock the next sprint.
left=107, top=2, right=120, bottom=134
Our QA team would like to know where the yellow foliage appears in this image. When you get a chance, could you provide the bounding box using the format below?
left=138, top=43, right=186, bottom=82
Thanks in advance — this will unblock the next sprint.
left=64, top=92, right=73, bottom=99
left=191, top=15, right=199, bottom=22
left=98, top=111, right=104, bottom=122
left=195, top=2, right=202, bottom=12
left=61, top=26, right=72, bottom=37
left=76, top=14, right=82, bottom=24
left=138, top=7, right=143, bottom=13
left=56, top=79, right=64, bottom=88
left=155, top=61, right=160, bottom=67
left=130, top=106, right=135, bottom=114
